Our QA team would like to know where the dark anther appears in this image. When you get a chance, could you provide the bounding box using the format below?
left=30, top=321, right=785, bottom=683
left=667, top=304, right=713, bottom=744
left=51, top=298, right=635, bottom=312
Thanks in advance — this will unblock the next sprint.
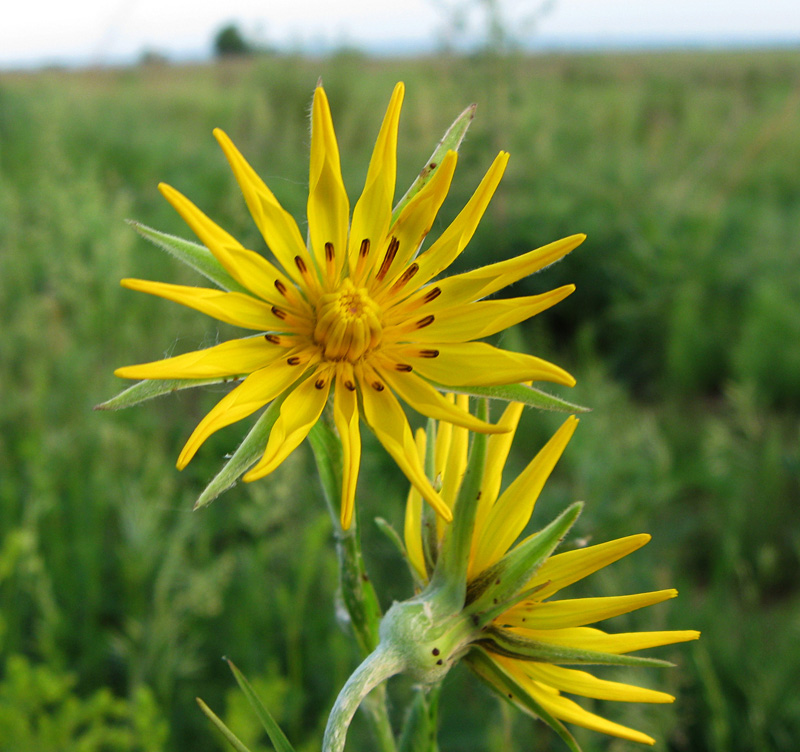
left=274, top=279, right=287, bottom=295
left=315, top=378, right=326, bottom=389
left=359, top=238, right=370, bottom=257
left=424, top=287, right=442, bottom=303
left=415, top=315, right=435, bottom=329
left=287, top=356, right=301, bottom=366
left=344, top=380, right=356, bottom=391
left=264, top=334, right=280, bottom=344
left=294, top=256, right=308, bottom=274
left=271, top=305, right=287, bottom=320
left=375, top=236, right=399, bottom=281
left=419, top=349, right=439, bottom=358
left=395, top=262, right=419, bottom=286
left=325, top=242, right=335, bottom=262
left=395, top=363, right=413, bottom=372
left=372, top=381, right=385, bottom=392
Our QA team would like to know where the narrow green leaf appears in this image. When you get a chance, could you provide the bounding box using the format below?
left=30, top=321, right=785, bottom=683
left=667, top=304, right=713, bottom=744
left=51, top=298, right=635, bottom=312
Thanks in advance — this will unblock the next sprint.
left=428, top=381, right=590, bottom=414
left=95, top=376, right=234, bottom=411
left=478, top=629, right=675, bottom=668
left=391, top=104, right=476, bottom=225
left=466, top=648, right=583, bottom=752
left=127, top=220, right=250, bottom=294
left=466, top=503, right=583, bottom=622
left=196, top=697, right=256, bottom=752
left=227, top=660, right=297, bottom=752
left=194, top=393, right=287, bottom=510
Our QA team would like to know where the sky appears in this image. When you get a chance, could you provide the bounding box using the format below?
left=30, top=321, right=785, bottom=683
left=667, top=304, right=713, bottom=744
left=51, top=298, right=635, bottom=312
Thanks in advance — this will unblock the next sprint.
left=3, top=0, right=799, bottom=69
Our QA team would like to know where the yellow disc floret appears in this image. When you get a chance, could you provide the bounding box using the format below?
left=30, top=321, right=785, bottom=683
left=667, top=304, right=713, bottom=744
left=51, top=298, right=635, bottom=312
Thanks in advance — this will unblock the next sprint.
left=314, top=279, right=383, bottom=362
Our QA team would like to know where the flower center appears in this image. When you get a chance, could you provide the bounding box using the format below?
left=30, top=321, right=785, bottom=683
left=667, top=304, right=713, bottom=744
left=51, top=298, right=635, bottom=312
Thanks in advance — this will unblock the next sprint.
left=314, top=279, right=383, bottom=362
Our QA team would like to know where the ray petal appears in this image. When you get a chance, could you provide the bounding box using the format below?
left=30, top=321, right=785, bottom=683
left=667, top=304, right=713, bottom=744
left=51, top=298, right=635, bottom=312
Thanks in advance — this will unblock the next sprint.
left=380, top=368, right=508, bottom=434
left=471, top=416, right=578, bottom=574
left=522, top=663, right=674, bottom=704
left=400, top=234, right=586, bottom=314
left=158, top=183, right=304, bottom=309
left=401, top=151, right=509, bottom=296
left=491, top=656, right=657, bottom=744
left=388, top=287, right=574, bottom=343
left=348, top=83, right=404, bottom=273
left=404, top=427, right=428, bottom=581
left=503, top=591, right=679, bottom=630
left=333, top=366, right=362, bottom=530
left=308, top=86, right=349, bottom=282
left=510, top=626, right=701, bottom=655
left=358, top=367, right=451, bottom=522
left=213, top=128, right=313, bottom=286
left=528, top=535, right=652, bottom=601
left=243, top=371, right=332, bottom=481
left=396, top=342, right=575, bottom=388
left=115, top=336, right=283, bottom=380
left=176, top=355, right=313, bottom=468
left=121, top=278, right=278, bottom=330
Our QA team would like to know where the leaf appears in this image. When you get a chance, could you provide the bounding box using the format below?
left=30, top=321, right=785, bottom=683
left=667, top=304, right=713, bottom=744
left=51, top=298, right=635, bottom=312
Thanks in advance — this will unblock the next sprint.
left=429, top=381, right=590, bottom=414
left=374, top=517, right=409, bottom=561
left=94, top=376, right=233, bottom=411
left=196, top=697, right=256, bottom=752
left=127, top=220, right=250, bottom=294
left=392, top=104, right=476, bottom=224
left=194, top=394, right=287, bottom=510
left=227, top=660, right=297, bottom=752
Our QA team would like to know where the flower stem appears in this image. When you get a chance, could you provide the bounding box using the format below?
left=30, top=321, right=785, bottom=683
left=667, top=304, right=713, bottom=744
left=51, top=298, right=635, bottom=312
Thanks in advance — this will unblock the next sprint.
left=323, top=643, right=405, bottom=752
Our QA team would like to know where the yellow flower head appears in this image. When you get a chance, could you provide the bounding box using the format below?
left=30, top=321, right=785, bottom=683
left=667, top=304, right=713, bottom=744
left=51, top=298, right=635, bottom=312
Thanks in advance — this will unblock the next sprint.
left=115, top=83, right=584, bottom=528
left=404, top=397, right=699, bottom=746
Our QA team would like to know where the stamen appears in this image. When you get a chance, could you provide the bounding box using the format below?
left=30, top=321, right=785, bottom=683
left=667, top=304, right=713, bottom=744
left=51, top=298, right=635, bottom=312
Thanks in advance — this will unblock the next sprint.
left=371, top=381, right=385, bottom=392
left=344, top=380, right=356, bottom=391
left=325, top=242, right=335, bottom=263
left=389, top=262, right=419, bottom=294
left=418, top=349, right=440, bottom=358
left=424, top=287, right=442, bottom=303
left=274, top=279, right=287, bottom=296
left=315, top=378, right=326, bottom=389
left=271, top=306, right=287, bottom=320
left=359, top=238, right=370, bottom=258
left=415, top=315, right=435, bottom=329
left=294, top=256, right=308, bottom=274
left=287, top=356, right=301, bottom=366
left=375, top=236, right=399, bottom=282
left=264, top=334, right=281, bottom=344
left=395, top=363, right=413, bottom=372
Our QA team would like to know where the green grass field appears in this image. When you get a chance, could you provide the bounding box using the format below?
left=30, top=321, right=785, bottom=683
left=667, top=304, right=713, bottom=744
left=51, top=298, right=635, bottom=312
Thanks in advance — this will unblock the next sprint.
left=1, top=49, right=799, bottom=751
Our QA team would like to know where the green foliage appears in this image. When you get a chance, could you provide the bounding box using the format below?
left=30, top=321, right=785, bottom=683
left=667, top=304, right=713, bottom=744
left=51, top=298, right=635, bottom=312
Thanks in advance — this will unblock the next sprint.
left=0, top=655, right=168, bottom=752
left=1, top=49, right=798, bottom=751
left=214, top=25, right=254, bottom=58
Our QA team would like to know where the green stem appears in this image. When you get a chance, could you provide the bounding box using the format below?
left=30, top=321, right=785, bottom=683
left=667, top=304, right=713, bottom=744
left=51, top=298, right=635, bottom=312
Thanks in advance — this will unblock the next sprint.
left=323, top=643, right=405, bottom=752
left=308, top=418, right=398, bottom=752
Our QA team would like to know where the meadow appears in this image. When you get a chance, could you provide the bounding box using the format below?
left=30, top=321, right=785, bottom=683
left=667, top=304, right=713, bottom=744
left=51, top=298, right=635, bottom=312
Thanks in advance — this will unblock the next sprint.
left=0, top=48, right=798, bottom=751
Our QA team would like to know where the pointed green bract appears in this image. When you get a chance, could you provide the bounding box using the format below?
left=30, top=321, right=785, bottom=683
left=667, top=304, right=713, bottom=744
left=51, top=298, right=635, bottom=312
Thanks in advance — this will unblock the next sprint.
left=429, top=381, right=590, bottom=413
left=227, top=660, right=297, bottom=752
left=194, top=394, right=287, bottom=510
left=478, top=628, right=674, bottom=668
left=391, top=104, right=476, bottom=225
left=95, top=376, right=230, bottom=411
left=127, top=220, right=250, bottom=294
left=466, top=503, right=583, bottom=622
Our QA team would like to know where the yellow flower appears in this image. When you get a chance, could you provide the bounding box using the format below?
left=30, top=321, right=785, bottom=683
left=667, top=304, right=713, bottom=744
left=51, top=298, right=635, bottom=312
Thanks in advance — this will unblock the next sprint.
left=404, top=397, right=699, bottom=746
left=116, top=83, right=584, bottom=528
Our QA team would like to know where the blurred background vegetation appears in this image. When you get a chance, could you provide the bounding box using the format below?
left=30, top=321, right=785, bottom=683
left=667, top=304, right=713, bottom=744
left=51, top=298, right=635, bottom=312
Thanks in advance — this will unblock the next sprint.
left=0, top=47, right=798, bottom=751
